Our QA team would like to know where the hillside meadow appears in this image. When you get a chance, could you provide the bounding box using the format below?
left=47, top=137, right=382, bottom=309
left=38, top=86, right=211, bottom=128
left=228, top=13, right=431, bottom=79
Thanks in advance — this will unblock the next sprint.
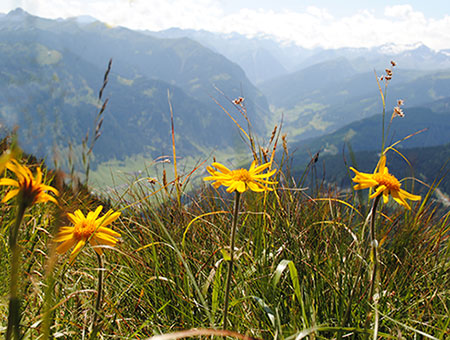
left=0, top=47, right=449, bottom=339
left=0, top=92, right=449, bottom=340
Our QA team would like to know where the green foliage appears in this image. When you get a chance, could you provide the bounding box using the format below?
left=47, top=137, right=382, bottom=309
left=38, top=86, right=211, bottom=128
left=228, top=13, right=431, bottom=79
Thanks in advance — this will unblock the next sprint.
left=0, top=151, right=448, bottom=338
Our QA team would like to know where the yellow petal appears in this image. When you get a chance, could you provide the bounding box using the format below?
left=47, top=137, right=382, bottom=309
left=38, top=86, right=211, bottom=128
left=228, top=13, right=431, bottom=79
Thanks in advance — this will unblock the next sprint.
left=41, top=184, right=59, bottom=195
left=22, top=164, right=33, bottom=179
left=35, top=167, right=42, bottom=184
left=225, top=182, right=237, bottom=193
left=353, top=182, right=376, bottom=190
left=88, top=206, right=103, bottom=221
left=383, top=191, right=389, bottom=204
left=391, top=190, right=411, bottom=209
left=398, top=188, right=421, bottom=201
left=236, top=181, right=246, bottom=193
left=253, top=169, right=277, bottom=179
left=211, top=162, right=231, bottom=174
left=97, top=226, right=121, bottom=238
left=247, top=182, right=265, bottom=192
left=369, top=185, right=386, bottom=199
left=0, top=178, right=19, bottom=187
left=69, top=239, right=86, bottom=263
left=99, top=211, right=121, bottom=228
left=34, top=193, right=58, bottom=205
left=2, top=189, right=19, bottom=203
left=56, top=238, right=76, bottom=254
left=254, top=178, right=277, bottom=185
left=249, top=161, right=257, bottom=171
left=55, top=229, right=75, bottom=242
left=90, top=239, right=103, bottom=255
left=377, top=155, right=386, bottom=173
left=74, top=210, right=86, bottom=220
left=57, top=226, right=74, bottom=232
left=252, top=162, right=271, bottom=174
left=94, top=232, right=119, bottom=246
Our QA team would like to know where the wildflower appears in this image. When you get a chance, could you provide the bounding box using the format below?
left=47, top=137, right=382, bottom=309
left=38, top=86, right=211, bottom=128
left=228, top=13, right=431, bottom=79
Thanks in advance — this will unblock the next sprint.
left=0, top=160, right=58, bottom=207
left=391, top=60, right=396, bottom=67
left=392, top=106, right=405, bottom=118
left=350, top=155, right=421, bottom=209
left=385, top=68, right=393, bottom=76
left=0, top=150, right=14, bottom=173
left=204, top=161, right=277, bottom=193
left=55, top=206, right=121, bottom=263
left=233, top=97, right=244, bottom=105
left=391, top=99, right=405, bottom=120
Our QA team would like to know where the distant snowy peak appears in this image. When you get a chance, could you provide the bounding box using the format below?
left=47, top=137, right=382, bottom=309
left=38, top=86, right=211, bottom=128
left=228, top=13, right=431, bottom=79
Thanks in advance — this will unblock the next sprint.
left=73, top=15, right=98, bottom=24
left=375, top=42, right=432, bottom=55
left=7, top=8, right=27, bottom=17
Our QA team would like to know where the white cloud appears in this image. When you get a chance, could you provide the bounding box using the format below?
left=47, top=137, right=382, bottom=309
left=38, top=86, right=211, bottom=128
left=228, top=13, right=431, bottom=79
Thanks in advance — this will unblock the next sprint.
left=2, top=0, right=450, bottom=50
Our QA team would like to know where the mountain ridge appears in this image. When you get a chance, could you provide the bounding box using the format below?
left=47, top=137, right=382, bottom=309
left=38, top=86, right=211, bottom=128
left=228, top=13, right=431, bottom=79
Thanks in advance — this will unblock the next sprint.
left=0, top=8, right=269, bottom=167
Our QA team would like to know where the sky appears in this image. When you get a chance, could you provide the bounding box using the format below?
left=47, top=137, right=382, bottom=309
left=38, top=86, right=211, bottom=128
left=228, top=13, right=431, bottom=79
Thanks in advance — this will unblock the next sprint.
left=1, top=0, right=450, bottom=50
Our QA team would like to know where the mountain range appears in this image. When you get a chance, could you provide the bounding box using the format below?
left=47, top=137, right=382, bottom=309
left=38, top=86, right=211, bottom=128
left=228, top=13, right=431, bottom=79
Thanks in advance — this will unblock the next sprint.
left=1, top=8, right=449, bottom=192
left=148, top=28, right=450, bottom=84
left=288, top=100, right=450, bottom=167
left=0, top=8, right=269, bottom=165
left=260, top=60, right=450, bottom=141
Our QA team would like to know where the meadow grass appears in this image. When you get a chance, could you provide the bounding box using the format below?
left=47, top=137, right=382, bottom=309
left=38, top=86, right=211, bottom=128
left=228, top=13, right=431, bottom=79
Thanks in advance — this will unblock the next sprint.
left=0, top=143, right=448, bottom=339
left=0, top=63, right=449, bottom=339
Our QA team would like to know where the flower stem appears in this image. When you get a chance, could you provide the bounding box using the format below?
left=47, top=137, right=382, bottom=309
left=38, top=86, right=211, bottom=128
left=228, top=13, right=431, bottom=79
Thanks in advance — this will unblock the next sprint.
left=223, top=191, right=241, bottom=330
left=364, top=195, right=381, bottom=340
left=90, top=252, right=104, bottom=339
left=6, top=201, right=27, bottom=340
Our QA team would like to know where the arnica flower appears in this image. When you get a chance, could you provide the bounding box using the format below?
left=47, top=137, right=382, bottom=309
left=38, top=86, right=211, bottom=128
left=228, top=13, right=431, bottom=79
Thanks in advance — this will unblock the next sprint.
left=55, top=206, right=121, bottom=263
left=0, top=159, right=59, bottom=207
left=350, top=155, right=421, bottom=209
left=204, top=161, right=277, bottom=193
left=0, top=150, right=14, bottom=173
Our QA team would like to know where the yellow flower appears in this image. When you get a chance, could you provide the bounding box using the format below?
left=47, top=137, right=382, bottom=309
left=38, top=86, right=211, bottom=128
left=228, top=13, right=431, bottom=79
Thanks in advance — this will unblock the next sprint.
left=350, top=155, right=421, bottom=209
left=55, top=206, right=121, bottom=263
left=204, top=161, right=277, bottom=193
left=0, top=159, right=59, bottom=207
left=0, top=150, right=14, bottom=173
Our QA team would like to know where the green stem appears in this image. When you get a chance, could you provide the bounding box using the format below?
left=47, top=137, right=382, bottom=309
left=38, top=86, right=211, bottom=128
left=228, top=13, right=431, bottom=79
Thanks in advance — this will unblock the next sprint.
left=381, top=84, right=387, bottom=154
left=223, top=192, right=241, bottom=330
left=6, top=201, right=27, bottom=340
left=90, top=252, right=104, bottom=338
left=364, top=195, right=381, bottom=340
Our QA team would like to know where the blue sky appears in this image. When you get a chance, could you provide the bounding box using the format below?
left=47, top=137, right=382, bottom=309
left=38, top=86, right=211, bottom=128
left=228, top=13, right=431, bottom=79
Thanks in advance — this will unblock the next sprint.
left=2, top=0, right=450, bottom=50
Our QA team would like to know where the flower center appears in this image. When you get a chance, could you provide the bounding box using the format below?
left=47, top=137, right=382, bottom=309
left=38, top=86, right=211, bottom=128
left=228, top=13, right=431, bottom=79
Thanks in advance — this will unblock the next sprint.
left=231, top=169, right=252, bottom=182
left=19, top=178, right=40, bottom=205
left=373, top=173, right=401, bottom=190
left=73, top=220, right=96, bottom=240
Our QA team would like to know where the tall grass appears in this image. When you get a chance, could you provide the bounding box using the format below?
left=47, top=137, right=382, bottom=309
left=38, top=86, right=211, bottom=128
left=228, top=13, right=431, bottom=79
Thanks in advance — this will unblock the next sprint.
left=0, top=63, right=449, bottom=339
left=1, top=148, right=447, bottom=339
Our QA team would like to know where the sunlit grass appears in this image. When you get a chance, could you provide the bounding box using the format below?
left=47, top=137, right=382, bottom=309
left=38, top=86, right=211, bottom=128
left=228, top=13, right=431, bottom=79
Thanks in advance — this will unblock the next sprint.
left=1, top=147, right=447, bottom=339
left=0, top=61, right=449, bottom=340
